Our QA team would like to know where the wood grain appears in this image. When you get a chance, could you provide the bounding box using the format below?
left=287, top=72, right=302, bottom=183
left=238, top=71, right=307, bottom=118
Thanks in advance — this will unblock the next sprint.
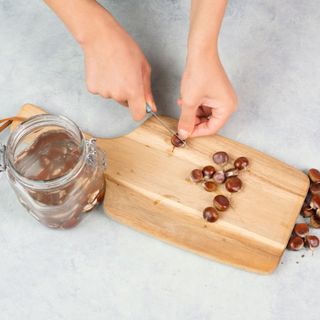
left=14, top=104, right=310, bottom=274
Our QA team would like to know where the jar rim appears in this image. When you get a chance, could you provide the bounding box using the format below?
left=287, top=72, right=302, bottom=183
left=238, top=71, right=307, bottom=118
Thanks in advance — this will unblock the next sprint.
left=6, top=114, right=87, bottom=190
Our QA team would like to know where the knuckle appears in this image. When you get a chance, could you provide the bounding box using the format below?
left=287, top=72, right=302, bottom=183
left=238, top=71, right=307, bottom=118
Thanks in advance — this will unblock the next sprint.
left=86, top=82, right=98, bottom=95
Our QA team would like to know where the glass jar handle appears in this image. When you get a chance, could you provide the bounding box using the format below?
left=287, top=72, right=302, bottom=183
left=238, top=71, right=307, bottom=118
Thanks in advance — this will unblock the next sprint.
left=0, top=143, right=6, bottom=173
left=86, top=138, right=97, bottom=166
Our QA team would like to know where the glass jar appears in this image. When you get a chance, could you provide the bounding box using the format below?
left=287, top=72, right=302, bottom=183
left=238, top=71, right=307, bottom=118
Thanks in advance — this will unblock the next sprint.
left=0, top=114, right=106, bottom=229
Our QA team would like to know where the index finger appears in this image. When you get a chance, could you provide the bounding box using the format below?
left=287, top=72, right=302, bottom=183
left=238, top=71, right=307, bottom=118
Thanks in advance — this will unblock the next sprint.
left=190, top=112, right=230, bottom=137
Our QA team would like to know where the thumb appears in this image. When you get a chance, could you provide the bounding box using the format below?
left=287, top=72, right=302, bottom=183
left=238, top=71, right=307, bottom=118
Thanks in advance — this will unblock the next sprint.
left=178, top=102, right=197, bottom=140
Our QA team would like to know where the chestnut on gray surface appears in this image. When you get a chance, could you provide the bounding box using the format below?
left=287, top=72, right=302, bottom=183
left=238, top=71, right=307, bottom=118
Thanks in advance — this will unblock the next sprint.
left=308, top=168, right=320, bottom=183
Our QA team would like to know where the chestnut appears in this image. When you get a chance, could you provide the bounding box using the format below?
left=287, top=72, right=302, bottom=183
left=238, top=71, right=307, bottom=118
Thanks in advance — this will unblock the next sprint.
left=224, top=168, right=239, bottom=178
left=310, top=195, right=320, bottom=210
left=171, top=134, right=185, bottom=148
left=304, top=235, right=320, bottom=250
left=225, top=177, right=242, bottom=193
left=213, top=195, right=230, bottom=211
left=212, top=151, right=229, bottom=166
left=213, top=171, right=226, bottom=184
left=310, top=183, right=320, bottom=195
left=301, top=205, right=315, bottom=218
left=234, top=157, right=249, bottom=170
left=202, top=165, right=216, bottom=180
left=203, top=207, right=219, bottom=223
left=190, top=169, right=203, bottom=183
left=310, top=214, right=320, bottom=229
left=293, top=223, right=309, bottom=238
left=203, top=181, right=217, bottom=192
left=287, top=236, right=304, bottom=251
left=308, top=168, right=320, bottom=183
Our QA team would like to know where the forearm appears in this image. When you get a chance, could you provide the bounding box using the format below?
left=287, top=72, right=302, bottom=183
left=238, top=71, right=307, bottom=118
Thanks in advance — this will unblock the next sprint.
left=188, top=0, right=228, bottom=58
left=44, top=0, right=117, bottom=45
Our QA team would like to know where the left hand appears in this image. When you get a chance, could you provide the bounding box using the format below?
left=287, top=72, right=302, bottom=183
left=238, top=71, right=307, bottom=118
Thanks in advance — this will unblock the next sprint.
left=177, top=52, right=237, bottom=139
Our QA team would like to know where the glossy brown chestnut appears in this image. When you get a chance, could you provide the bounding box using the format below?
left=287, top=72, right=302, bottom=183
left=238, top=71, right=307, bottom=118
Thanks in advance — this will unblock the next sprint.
left=234, top=157, right=249, bottom=170
left=213, top=171, right=226, bottom=184
left=310, top=195, right=320, bottom=210
left=310, top=183, right=320, bottom=195
left=212, top=151, right=229, bottom=166
left=287, top=236, right=304, bottom=251
left=202, top=165, right=216, bottom=180
left=224, top=168, right=239, bottom=178
left=225, top=177, right=242, bottom=193
left=203, top=181, right=217, bottom=192
left=310, top=214, right=320, bottom=229
left=203, top=207, right=219, bottom=223
left=213, top=195, right=230, bottom=211
left=301, top=205, right=315, bottom=218
left=171, top=134, right=185, bottom=148
left=304, top=235, right=320, bottom=250
left=190, top=169, right=203, bottom=183
left=293, top=223, right=309, bottom=238
left=308, top=168, right=320, bottom=183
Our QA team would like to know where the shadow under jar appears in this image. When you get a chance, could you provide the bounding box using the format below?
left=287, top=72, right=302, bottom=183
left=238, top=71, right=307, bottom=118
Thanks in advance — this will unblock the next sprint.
left=1, top=114, right=106, bottom=229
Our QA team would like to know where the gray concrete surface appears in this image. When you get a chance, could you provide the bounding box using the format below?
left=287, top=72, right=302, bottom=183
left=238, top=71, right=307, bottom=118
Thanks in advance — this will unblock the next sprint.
left=1, top=1, right=320, bottom=319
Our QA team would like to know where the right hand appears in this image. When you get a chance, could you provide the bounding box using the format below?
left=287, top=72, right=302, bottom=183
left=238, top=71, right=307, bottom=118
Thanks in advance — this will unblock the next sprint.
left=80, top=8, right=156, bottom=120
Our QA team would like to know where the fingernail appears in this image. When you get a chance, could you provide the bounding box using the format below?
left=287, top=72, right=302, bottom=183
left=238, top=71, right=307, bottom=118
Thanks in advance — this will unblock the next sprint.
left=178, top=129, right=189, bottom=140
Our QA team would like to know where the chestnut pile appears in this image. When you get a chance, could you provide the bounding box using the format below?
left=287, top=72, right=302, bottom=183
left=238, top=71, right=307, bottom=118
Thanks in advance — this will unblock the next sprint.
left=189, top=151, right=249, bottom=223
left=287, top=168, right=320, bottom=251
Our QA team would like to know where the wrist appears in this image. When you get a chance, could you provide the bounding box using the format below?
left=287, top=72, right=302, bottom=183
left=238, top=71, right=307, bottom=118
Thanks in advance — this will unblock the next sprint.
left=186, top=42, right=220, bottom=65
left=67, top=1, right=117, bottom=48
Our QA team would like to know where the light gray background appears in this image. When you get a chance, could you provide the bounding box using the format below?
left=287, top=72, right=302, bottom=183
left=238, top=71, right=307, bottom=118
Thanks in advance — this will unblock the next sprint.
left=1, top=1, right=320, bottom=319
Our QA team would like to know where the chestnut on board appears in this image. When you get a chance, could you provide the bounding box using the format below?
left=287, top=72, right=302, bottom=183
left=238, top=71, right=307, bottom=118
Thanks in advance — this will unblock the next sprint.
left=171, top=134, right=185, bottom=148
left=213, top=195, right=230, bottom=211
left=225, top=177, right=242, bottom=193
left=212, top=151, right=229, bottom=166
left=202, top=166, right=216, bottom=180
left=234, top=157, right=249, bottom=170
left=203, top=207, right=219, bottom=223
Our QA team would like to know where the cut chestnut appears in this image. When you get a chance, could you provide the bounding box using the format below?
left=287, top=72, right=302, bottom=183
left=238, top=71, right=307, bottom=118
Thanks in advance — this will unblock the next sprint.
left=310, top=214, right=320, bottom=228
left=293, top=223, right=309, bottom=238
left=225, top=177, right=242, bottom=193
left=212, top=151, right=229, bottom=166
left=301, top=205, right=315, bottom=218
left=234, top=157, right=249, bottom=170
left=304, top=235, right=320, bottom=250
left=310, top=183, right=320, bottom=195
left=308, top=168, right=320, bottom=183
left=171, top=134, right=185, bottom=148
left=202, top=165, right=216, bottom=180
left=287, top=236, right=304, bottom=251
left=310, top=195, right=320, bottom=210
left=203, top=181, right=217, bottom=192
left=213, top=171, right=226, bottom=184
left=213, top=195, right=230, bottom=211
left=203, top=207, right=219, bottom=223
left=224, top=168, right=239, bottom=178
left=190, top=169, right=203, bottom=183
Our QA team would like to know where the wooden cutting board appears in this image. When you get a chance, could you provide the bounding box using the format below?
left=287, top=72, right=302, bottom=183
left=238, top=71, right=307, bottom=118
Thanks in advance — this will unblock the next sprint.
left=14, top=104, right=309, bottom=274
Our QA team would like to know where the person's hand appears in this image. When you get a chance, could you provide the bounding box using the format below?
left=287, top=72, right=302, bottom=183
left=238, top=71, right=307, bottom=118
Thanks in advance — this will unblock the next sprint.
left=80, top=8, right=156, bottom=120
left=177, top=52, right=237, bottom=139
